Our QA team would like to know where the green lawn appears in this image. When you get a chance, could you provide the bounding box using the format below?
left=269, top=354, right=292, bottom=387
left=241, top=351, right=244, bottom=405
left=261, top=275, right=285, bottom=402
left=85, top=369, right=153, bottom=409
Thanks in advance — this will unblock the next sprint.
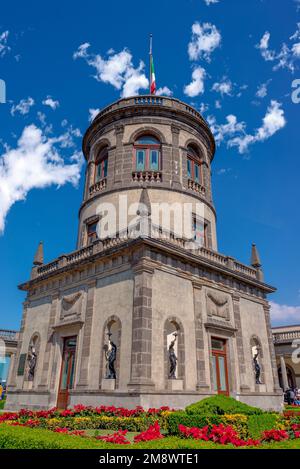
left=1, top=424, right=300, bottom=449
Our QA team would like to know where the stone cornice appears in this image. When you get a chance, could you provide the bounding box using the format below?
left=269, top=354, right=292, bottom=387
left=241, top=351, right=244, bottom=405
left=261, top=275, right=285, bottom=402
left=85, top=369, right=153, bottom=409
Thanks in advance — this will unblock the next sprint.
left=78, top=184, right=217, bottom=220
left=82, top=95, right=215, bottom=162
left=19, top=236, right=276, bottom=299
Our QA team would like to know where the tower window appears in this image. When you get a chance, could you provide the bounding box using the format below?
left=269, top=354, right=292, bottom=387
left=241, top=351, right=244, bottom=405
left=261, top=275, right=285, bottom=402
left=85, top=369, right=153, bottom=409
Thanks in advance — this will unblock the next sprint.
left=187, top=145, right=203, bottom=185
left=134, top=135, right=161, bottom=171
left=95, top=147, right=108, bottom=182
left=86, top=220, right=99, bottom=245
left=193, top=216, right=207, bottom=247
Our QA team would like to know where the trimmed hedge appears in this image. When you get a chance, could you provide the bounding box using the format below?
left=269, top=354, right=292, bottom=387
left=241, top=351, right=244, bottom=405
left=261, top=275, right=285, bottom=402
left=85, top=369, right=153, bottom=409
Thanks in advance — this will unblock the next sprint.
left=0, top=424, right=123, bottom=449
left=41, top=415, right=158, bottom=432
left=167, top=411, right=223, bottom=435
left=247, top=414, right=282, bottom=439
left=185, top=395, right=263, bottom=416
left=2, top=424, right=300, bottom=450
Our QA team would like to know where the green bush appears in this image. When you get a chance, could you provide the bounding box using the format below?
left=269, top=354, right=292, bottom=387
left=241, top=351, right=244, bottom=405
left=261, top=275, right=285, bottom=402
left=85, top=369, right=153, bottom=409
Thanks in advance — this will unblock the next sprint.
left=2, top=423, right=300, bottom=450
left=0, top=424, right=124, bottom=449
left=166, top=411, right=223, bottom=435
left=247, top=414, right=282, bottom=439
left=37, top=415, right=158, bottom=432
left=185, top=395, right=263, bottom=416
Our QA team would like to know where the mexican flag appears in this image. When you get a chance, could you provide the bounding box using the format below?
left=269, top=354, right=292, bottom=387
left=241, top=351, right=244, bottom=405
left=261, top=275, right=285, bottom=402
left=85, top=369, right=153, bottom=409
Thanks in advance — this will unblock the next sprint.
left=150, top=55, right=156, bottom=94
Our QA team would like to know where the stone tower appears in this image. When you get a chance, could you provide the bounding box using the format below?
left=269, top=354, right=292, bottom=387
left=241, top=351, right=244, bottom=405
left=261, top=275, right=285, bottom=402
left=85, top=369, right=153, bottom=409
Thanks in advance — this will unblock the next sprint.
left=6, top=96, right=282, bottom=411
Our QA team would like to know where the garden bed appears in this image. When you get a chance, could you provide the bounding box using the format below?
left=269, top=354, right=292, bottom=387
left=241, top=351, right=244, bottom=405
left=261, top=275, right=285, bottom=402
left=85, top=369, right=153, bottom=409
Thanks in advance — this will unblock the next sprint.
left=1, top=396, right=300, bottom=449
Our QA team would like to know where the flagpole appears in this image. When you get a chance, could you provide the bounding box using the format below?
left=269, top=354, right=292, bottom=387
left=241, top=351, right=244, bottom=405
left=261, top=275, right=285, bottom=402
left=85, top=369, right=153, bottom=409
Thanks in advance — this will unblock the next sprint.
left=149, top=33, right=153, bottom=95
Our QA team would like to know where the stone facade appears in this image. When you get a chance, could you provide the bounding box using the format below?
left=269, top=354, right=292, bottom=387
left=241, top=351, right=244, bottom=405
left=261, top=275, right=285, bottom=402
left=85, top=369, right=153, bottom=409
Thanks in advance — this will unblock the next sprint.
left=5, top=95, right=283, bottom=411
left=272, top=325, right=300, bottom=391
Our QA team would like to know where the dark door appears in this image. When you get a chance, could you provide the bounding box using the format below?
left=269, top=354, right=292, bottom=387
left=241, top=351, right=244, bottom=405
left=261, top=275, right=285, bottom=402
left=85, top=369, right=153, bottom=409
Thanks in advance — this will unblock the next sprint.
left=211, top=337, right=229, bottom=396
left=57, top=336, right=77, bottom=409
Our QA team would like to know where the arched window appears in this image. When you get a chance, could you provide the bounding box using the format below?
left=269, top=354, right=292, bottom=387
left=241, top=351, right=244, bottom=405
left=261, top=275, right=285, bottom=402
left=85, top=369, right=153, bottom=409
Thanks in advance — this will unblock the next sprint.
left=187, top=144, right=203, bottom=185
left=95, top=147, right=108, bottom=182
left=134, top=135, right=161, bottom=172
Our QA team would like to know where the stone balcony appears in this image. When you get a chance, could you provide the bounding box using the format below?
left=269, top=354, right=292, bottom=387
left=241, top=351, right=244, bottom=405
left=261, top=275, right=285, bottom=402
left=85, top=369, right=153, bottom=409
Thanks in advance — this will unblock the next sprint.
left=25, top=223, right=268, bottom=290
left=273, top=330, right=300, bottom=344
left=89, top=178, right=107, bottom=195
left=187, top=179, right=206, bottom=195
left=132, top=171, right=162, bottom=183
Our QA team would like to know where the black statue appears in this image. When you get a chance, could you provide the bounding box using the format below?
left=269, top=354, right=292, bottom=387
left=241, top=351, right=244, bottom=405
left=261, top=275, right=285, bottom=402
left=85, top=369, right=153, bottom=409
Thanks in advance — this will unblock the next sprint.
left=168, top=333, right=178, bottom=379
left=27, top=348, right=37, bottom=381
left=253, top=347, right=262, bottom=384
left=104, top=333, right=117, bottom=379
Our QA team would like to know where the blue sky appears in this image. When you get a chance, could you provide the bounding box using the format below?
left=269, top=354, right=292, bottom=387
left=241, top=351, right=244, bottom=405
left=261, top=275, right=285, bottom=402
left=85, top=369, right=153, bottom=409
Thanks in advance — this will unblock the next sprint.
left=0, top=0, right=300, bottom=329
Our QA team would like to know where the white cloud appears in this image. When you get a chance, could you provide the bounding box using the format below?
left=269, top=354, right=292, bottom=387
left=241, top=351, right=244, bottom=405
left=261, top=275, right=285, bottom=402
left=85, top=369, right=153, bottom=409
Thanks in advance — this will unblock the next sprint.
left=10, top=97, right=35, bottom=116
left=256, top=80, right=271, bottom=99
left=199, top=102, right=209, bottom=114
left=292, top=42, right=300, bottom=57
left=0, top=125, right=83, bottom=232
left=0, top=31, right=10, bottom=57
left=88, top=108, right=100, bottom=122
left=203, top=0, right=219, bottom=4
left=42, top=96, right=60, bottom=110
left=188, top=22, right=221, bottom=62
left=270, top=301, right=300, bottom=324
left=257, top=27, right=300, bottom=72
left=184, top=66, right=206, bottom=97
left=207, top=114, right=246, bottom=145
left=229, top=100, right=286, bottom=153
left=211, top=78, right=232, bottom=96
left=156, top=86, right=173, bottom=96
left=208, top=100, right=286, bottom=153
left=215, top=100, right=222, bottom=109
left=73, top=44, right=148, bottom=97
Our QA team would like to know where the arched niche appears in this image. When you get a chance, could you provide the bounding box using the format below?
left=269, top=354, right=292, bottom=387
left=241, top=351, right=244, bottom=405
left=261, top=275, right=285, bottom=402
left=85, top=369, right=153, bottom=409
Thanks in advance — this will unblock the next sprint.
left=250, top=335, right=265, bottom=385
left=100, top=316, right=122, bottom=388
left=164, top=318, right=185, bottom=384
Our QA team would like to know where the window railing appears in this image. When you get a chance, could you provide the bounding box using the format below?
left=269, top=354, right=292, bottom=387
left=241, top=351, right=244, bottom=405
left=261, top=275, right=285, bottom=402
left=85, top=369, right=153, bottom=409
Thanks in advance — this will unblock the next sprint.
left=188, top=178, right=206, bottom=195
left=132, top=171, right=162, bottom=182
left=89, top=178, right=107, bottom=195
left=0, top=329, right=18, bottom=341
left=273, top=331, right=300, bottom=343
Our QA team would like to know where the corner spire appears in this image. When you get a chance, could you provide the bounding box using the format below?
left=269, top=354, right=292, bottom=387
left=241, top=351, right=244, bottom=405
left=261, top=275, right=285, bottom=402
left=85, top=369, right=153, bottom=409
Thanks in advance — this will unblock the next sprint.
left=251, top=243, right=261, bottom=268
left=139, top=186, right=151, bottom=216
left=33, top=241, right=44, bottom=266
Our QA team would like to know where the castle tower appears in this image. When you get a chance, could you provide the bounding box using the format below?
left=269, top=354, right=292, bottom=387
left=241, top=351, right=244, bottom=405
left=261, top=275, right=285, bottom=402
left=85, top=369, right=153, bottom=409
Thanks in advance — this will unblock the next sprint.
left=6, top=96, right=282, bottom=411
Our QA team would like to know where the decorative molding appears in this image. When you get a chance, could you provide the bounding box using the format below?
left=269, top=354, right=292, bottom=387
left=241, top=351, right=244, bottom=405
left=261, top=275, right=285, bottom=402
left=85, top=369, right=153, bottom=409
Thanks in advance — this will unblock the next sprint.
left=206, top=290, right=230, bottom=321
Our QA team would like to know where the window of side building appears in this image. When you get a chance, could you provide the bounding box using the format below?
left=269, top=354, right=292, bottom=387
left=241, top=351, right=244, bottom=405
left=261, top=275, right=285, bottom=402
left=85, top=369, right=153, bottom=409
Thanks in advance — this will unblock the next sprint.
left=134, top=135, right=161, bottom=172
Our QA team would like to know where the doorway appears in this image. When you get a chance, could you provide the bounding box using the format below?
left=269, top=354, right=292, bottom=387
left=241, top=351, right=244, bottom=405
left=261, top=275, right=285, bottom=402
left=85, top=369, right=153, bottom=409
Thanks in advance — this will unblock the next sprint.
left=57, top=336, right=77, bottom=409
left=210, top=337, right=229, bottom=396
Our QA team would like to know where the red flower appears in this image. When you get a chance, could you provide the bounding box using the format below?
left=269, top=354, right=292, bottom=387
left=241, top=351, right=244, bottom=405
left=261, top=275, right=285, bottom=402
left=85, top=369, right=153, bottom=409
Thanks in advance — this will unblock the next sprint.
left=54, top=427, right=69, bottom=433
left=262, top=429, right=289, bottom=442
left=59, top=409, right=74, bottom=417
left=179, top=424, right=209, bottom=441
left=95, top=430, right=130, bottom=445
left=134, top=421, right=164, bottom=443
